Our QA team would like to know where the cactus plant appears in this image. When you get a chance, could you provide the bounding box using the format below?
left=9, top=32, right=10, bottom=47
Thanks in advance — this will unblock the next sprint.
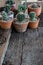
left=1, top=11, right=9, bottom=21
left=5, top=0, right=14, bottom=7
left=29, top=12, right=36, bottom=21
left=17, top=12, right=25, bottom=22
left=4, top=4, right=10, bottom=13
left=18, top=4, right=27, bottom=12
left=18, top=0, right=27, bottom=12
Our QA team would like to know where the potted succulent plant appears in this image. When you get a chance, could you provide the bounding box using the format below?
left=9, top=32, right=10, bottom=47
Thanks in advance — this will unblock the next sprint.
left=13, top=12, right=29, bottom=32
left=28, top=12, right=40, bottom=29
left=0, top=11, right=13, bottom=29
left=28, top=3, right=42, bottom=16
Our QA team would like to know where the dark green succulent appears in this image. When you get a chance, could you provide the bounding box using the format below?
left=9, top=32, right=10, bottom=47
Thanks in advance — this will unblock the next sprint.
left=2, top=11, right=9, bottom=21
left=29, top=12, right=36, bottom=21
left=5, top=0, right=14, bottom=7
left=18, top=4, right=26, bottom=12
left=4, top=4, right=10, bottom=13
left=17, top=12, right=25, bottom=22
left=18, top=0, right=27, bottom=12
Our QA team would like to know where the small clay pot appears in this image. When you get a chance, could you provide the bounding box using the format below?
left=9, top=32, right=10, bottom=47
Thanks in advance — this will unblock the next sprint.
left=13, top=19, right=29, bottom=32
left=28, top=4, right=42, bottom=16
left=28, top=18, right=40, bottom=29
left=0, top=19, right=13, bottom=29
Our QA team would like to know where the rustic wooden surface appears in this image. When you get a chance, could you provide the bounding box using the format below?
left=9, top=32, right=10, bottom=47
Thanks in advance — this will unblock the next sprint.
left=2, top=13, right=43, bottom=65
left=0, top=28, right=11, bottom=65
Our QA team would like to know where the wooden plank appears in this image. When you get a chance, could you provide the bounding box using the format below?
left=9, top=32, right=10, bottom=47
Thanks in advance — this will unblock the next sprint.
left=0, top=29, right=11, bottom=65
left=3, top=31, right=23, bottom=65
left=3, top=27, right=43, bottom=65
left=21, top=27, right=43, bottom=65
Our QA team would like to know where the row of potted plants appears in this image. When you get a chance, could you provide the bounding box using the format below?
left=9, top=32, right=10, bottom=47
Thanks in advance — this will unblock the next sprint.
left=0, top=0, right=42, bottom=32
left=0, top=0, right=14, bottom=29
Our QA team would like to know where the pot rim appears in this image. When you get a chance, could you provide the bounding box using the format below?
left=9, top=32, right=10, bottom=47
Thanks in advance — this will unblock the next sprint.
left=28, top=4, right=41, bottom=9
left=13, top=18, right=29, bottom=25
left=29, top=17, right=40, bottom=22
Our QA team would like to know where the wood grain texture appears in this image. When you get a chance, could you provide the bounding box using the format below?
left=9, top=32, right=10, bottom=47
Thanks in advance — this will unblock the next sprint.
left=3, top=27, right=43, bottom=65
left=3, top=13, right=43, bottom=65
left=0, top=29, right=11, bottom=65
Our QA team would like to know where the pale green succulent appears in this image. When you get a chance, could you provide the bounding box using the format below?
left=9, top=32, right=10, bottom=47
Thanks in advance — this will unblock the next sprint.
left=2, top=11, right=9, bottom=21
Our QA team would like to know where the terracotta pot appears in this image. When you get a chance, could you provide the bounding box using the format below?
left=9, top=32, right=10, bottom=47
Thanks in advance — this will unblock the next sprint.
left=28, top=18, right=40, bottom=29
left=13, top=19, right=29, bottom=32
left=0, top=19, right=13, bottom=29
left=28, top=4, right=42, bottom=16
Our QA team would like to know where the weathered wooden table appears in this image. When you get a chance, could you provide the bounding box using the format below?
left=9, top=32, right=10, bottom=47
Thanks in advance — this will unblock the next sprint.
left=2, top=13, right=43, bottom=65
left=0, top=28, right=11, bottom=65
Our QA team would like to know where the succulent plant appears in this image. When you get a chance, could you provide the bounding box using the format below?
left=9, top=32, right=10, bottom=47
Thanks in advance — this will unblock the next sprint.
left=6, top=0, right=14, bottom=7
left=32, top=3, right=39, bottom=8
left=2, top=11, right=9, bottom=21
left=17, top=12, right=25, bottom=22
left=18, top=4, right=26, bottom=12
left=29, top=12, right=36, bottom=21
left=18, top=0, right=27, bottom=12
left=4, top=4, right=10, bottom=13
